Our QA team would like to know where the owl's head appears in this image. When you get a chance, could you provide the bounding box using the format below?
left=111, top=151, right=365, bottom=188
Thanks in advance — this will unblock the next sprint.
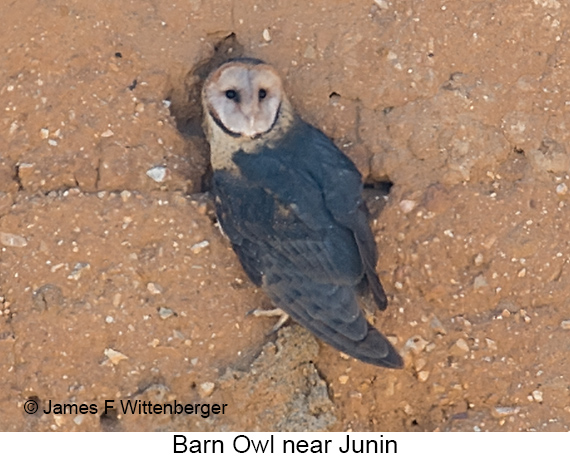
left=202, top=58, right=285, bottom=139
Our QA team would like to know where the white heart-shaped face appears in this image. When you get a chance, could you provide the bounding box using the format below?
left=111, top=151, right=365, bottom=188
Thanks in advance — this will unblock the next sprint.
left=203, top=61, right=284, bottom=138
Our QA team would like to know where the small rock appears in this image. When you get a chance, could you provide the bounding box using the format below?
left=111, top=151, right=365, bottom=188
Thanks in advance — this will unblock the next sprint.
left=40, top=128, right=49, bottom=139
left=417, top=370, right=430, bottom=382
left=147, top=282, right=163, bottom=295
left=262, top=28, right=271, bottom=42
left=473, top=274, right=488, bottom=289
left=338, top=375, right=349, bottom=385
left=443, top=229, right=454, bottom=238
left=158, top=307, right=174, bottom=320
left=103, top=348, right=128, bottom=365
left=67, top=262, right=90, bottom=281
left=492, top=406, right=520, bottom=418
left=33, top=284, right=64, bottom=311
left=303, top=45, right=317, bottom=59
left=403, top=335, right=429, bottom=355
left=386, top=335, right=398, bottom=346
left=374, top=0, right=389, bottom=9
left=517, top=268, right=526, bottom=278
left=73, top=415, right=84, bottom=425
left=560, top=320, right=570, bottom=330
left=450, top=338, right=470, bottom=355
left=0, top=232, right=27, bottom=248
left=399, top=199, right=416, bottom=214
left=531, top=390, right=543, bottom=402
left=556, top=183, right=568, bottom=195
left=146, top=166, right=167, bottom=183
left=414, top=358, right=427, bottom=372
left=474, top=253, right=484, bottom=266
left=485, top=338, right=498, bottom=351
left=101, top=129, right=114, bottom=138
left=199, top=382, right=215, bottom=398
left=120, top=190, right=132, bottom=202
left=430, top=316, right=447, bottom=335
left=190, top=240, right=210, bottom=254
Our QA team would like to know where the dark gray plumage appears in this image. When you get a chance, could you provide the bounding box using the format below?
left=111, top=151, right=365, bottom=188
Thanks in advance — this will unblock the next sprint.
left=202, top=58, right=402, bottom=368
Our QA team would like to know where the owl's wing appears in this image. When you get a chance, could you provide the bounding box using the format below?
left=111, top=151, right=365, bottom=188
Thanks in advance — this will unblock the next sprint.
left=300, top=125, right=388, bottom=309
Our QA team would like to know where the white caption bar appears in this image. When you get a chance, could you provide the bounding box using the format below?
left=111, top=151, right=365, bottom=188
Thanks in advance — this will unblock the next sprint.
left=2, top=431, right=567, bottom=456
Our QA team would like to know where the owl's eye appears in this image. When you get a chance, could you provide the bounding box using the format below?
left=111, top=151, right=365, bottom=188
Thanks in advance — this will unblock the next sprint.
left=258, top=88, right=267, bottom=100
left=225, top=89, right=238, bottom=100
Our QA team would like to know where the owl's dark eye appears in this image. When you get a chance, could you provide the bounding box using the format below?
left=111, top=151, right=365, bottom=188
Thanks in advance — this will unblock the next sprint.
left=225, top=89, right=238, bottom=100
left=258, top=88, right=267, bottom=100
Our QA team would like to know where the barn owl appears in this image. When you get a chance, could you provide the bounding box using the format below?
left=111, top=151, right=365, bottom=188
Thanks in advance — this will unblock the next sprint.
left=202, top=58, right=402, bottom=368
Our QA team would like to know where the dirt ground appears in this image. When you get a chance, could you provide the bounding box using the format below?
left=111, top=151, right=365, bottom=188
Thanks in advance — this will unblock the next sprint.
left=1, top=0, right=570, bottom=432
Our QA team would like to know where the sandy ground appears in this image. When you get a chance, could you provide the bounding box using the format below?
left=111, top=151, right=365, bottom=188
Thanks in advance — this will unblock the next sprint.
left=1, top=0, right=570, bottom=432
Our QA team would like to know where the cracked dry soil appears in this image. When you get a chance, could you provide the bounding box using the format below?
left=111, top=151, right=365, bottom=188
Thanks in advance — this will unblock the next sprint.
left=1, top=0, right=570, bottom=432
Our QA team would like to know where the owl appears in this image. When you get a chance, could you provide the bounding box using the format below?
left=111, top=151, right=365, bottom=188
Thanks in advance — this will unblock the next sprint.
left=202, top=58, right=402, bottom=368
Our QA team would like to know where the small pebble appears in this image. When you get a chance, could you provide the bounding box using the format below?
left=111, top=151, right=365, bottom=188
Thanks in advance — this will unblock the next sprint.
left=493, top=406, right=520, bottom=418
left=120, top=190, right=132, bottom=202
left=374, top=0, right=389, bottom=9
left=191, top=240, right=210, bottom=254
left=517, top=268, right=526, bottom=278
left=101, top=129, right=114, bottom=138
left=146, top=166, right=167, bottom=183
left=103, top=348, right=128, bottom=365
left=386, top=335, right=398, bottom=346
left=147, top=282, right=163, bottom=295
left=40, top=128, right=49, bottom=139
left=452, top=338, right=470, bottom=354
left=560, top=320, right=570, bottom=330
left=403, top=335, right=429, bottom=355
left=473, top=274, right=488, bottom=289
left=399, top=199, right=416, bottom=214
left=531, top=390, right=543, bottom=402
left=414, top=358, right=427, bottom=372
left=474, top=253, right=484, bottom=266
left=67, top=262, right=90, bottom=280
left=402, top=403, right=413, bottom=415
left=303, top=45, right=316, bottom=59
left=0, top=232, right=27, bottom=248
left=262, top=28, right=271, bottom=42
left=159, top=307, right=174, bottom=320
left=556, top=183, right=568, bottom=195
left=417, top=371, right=430, bottom=382
left=485, top=338, right=497, bottom=351
left=199, top=382, right=215, bottom=398
left=430, top=316, right=447, bottom=335
left=338, top=375, right=349, bottom=385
